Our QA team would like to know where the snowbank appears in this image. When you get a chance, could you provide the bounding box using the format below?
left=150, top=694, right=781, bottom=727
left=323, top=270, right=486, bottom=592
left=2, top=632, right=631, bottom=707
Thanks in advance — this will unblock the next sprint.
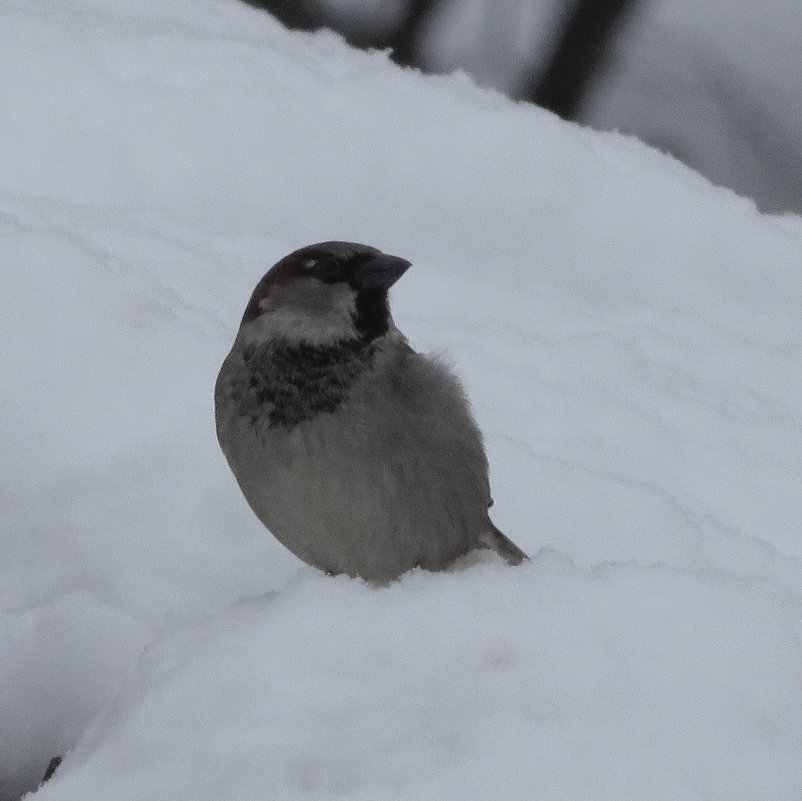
left=2, top=1, right=802, bottom=799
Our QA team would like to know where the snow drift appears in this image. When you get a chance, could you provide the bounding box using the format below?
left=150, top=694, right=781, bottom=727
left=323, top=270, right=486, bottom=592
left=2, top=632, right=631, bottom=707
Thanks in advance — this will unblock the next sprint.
left=2, top=1, right=802, bottom=799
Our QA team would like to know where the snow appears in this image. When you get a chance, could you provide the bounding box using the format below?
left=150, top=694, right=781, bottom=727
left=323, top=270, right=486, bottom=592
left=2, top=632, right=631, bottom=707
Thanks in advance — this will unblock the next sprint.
left=420, top=0, right=802, bottom=215
left=583, top=0, right=802, bottom=215
left=2, top=1, right=802, bottom=799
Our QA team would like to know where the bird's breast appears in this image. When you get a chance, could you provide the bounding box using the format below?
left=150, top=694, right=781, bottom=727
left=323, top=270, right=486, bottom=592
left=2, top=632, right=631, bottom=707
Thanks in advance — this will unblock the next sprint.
left=222, top=337, right=376, bottom=433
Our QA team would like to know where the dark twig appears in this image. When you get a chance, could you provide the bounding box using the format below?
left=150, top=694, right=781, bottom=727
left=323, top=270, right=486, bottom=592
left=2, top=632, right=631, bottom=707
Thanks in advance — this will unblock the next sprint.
left=40, top=755, right=63, bottom=786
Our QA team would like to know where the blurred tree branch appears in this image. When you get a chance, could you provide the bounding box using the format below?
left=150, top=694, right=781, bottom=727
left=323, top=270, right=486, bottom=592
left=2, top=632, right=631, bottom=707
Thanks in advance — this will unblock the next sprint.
left=528, top=0, right=642, bottom=117
left=240, top=0, right=641, bottom=118
left=386, top=0, right=440, bottom=66
left=240, top=1, right=319, bottom=32
left=240, top=0, right=441, bottom=67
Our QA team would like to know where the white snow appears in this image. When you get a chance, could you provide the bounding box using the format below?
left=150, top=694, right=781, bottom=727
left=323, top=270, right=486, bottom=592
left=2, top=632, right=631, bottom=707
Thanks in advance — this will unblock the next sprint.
left=421, top=0, right=802, bottom=214
left=584, top=0, right=802, bottom=216
left=2, top=1, right=802, bottom=800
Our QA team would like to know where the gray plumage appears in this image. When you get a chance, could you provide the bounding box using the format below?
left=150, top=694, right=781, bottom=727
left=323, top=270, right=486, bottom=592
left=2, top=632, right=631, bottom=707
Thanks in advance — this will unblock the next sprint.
left=215, top=241, right=527, bottom=583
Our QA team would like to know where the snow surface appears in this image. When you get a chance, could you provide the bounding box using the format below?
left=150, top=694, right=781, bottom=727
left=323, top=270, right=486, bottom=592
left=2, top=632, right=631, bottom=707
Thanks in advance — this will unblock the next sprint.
left=584, top=0, right=802, bottom=216
left=3, top=1, right=802, bottom=799
left=419, top=0, right=802, bottom=215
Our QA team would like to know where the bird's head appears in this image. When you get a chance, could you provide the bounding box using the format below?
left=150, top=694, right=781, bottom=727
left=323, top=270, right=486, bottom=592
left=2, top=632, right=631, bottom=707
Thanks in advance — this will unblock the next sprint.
left=237, top=242, right=411, bottom=346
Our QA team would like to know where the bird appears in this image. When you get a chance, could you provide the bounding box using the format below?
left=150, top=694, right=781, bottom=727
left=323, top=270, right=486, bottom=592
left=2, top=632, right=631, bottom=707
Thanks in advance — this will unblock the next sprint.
left=215, top=241, right=528, bottom=583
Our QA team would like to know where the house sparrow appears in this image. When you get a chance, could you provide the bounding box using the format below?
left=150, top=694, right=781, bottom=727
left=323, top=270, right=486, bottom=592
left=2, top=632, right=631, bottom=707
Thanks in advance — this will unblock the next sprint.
left=215, top=242, right=527, bottom=583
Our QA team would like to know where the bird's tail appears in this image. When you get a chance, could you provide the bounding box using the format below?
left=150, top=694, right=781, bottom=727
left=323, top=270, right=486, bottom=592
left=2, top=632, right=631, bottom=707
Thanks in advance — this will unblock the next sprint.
left=479, top=524, right=528, bottom=566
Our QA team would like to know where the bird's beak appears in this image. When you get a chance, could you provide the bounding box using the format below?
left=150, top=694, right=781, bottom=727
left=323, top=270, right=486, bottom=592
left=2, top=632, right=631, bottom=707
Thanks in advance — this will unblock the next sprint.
left=352, top=253, right=411, bottom=290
